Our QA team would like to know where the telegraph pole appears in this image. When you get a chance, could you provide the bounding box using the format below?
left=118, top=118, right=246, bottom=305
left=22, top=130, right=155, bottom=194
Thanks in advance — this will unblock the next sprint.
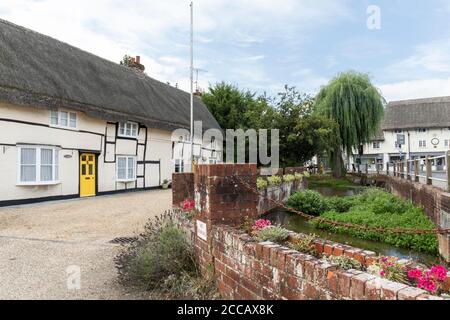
left=189, top=1, right=194, bottom=172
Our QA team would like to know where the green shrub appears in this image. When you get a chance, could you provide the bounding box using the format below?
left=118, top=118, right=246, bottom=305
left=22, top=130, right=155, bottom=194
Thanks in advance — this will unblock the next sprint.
left=267, top=175, right=282, bottom=186
left=115, top=218, right=197, bottom=289
left=257, top=177, right=268, bottom=190
left=156, top=271, right=220, bottom=300
left=288, top=234, right=318, bottom=256
left=325, top=255, right=363, bottom=271
left=325, top=196, right=355, bottom=213
left=254, top=226, right=290, bottom=243
left=287, top=190, right=328, bottom=216
left=294, top=173, right=303, bottom=180
left=283, top=174, right=295, bottom=183
left=311, top=207, right=438, bottom=254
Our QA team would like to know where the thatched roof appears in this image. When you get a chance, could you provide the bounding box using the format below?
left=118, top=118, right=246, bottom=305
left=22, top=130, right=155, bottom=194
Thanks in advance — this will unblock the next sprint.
left=0, top=19, right=220, bottom=131
left=382, top=96, right=450, bottom=130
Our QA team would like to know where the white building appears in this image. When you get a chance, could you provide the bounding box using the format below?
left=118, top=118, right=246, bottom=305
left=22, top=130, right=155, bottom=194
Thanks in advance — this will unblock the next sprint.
left=0, top=19, right=221, bottom=206
left=353, top=96, right=450, bottom=172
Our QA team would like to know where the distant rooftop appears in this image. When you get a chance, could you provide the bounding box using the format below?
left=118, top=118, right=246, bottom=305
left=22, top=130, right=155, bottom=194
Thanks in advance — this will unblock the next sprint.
left=382, top=96, right=450, bottom=130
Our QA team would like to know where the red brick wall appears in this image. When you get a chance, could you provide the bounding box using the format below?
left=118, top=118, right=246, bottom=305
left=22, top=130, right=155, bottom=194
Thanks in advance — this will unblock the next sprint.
left=177, top=164, right=445, bottom=300
left=175, top=218, right=440, bottom=300
left=172, top=172, right=194, bottom=207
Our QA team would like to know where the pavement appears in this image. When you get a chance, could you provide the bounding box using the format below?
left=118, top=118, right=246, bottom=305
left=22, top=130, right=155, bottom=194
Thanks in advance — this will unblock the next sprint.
left=0, top=189, right=172, bottom=300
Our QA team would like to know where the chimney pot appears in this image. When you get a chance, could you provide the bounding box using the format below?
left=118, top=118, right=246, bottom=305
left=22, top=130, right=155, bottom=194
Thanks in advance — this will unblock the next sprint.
left=136, top=56, right=141, bottom=64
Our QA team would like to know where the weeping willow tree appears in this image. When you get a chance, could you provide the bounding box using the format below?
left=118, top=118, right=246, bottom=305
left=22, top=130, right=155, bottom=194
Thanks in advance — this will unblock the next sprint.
left=315, top=71, right=385, bottom=178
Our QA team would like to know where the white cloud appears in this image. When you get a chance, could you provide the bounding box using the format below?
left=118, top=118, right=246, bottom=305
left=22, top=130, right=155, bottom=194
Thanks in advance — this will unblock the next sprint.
left=388, top=39, right=450, bottom=77
left=378, top=78, right=450, bottom=102
left=0, top=0, right=352, bottom=93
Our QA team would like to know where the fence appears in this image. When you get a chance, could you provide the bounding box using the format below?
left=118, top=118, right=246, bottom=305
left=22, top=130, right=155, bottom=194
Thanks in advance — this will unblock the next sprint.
left=354, top=151, right=450, bottom=192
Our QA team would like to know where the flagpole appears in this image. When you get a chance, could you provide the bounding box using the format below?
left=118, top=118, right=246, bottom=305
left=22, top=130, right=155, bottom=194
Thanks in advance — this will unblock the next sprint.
left=189, top=1, right=194, bottom=172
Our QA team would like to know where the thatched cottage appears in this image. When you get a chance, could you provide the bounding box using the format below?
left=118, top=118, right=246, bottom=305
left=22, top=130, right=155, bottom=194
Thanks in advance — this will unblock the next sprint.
left=0, top=19, right=221, bottom=206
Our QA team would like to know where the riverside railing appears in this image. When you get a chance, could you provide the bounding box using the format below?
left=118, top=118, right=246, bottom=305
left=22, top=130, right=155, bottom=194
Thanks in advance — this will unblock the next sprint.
left=385, top=152, right=450, bottom=191
left=353, top=151, right=450, bottom=191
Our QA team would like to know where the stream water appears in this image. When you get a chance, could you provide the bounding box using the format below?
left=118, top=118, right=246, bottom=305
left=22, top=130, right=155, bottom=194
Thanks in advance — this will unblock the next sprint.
left=265, top=186, right=443, bottom=266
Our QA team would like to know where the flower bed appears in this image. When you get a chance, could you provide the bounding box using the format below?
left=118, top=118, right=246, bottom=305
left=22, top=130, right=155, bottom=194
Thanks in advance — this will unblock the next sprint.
left=240, top=218, right=450, bottom=298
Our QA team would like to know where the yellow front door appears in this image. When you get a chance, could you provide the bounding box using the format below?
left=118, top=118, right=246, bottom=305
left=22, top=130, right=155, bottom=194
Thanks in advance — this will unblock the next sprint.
left=80, top=153, right=96, bottom=197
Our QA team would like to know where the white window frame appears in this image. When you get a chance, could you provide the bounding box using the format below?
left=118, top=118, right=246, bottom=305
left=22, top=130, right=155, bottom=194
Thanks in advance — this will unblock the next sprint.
left=116, top=155, right=137, bottom=182
left=419, top=140, right=427, bottom=148
left=175, top=159, right=184, bottom=173
left=17, top=145, right=60, bottom=185
left=49, top=110, right=77, bottom=129
left=372, top=141, right=380, bottom=149
left=118, top=122, right=139, bottom=138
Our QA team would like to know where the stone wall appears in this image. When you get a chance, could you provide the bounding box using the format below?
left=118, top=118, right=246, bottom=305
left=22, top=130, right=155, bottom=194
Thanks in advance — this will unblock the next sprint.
left=172, top=164, right=445, bottom=300
left=258, top=179, right=307, bottom=214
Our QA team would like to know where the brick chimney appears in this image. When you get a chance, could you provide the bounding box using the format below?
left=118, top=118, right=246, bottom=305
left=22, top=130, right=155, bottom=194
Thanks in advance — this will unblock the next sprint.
left=136, top=56, right=141, bottom=64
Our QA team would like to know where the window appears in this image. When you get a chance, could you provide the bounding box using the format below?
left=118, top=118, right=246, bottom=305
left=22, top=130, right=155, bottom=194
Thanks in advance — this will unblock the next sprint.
left=372, top=142, right=380, bottom=149
left=116, top=156, right=136, bottom=181
left=18, top=146, right=60, bottom=185
left=445, top=140, right=449, bottom=148
left=175, top=159, right=184, bottom=173
left=50, top=110, right=77, bottom=128
left=210, top=137, right=217, bottom=149
left=419, top=140, right=427, bottom=148
left=118, top=122, right=138, bottom=138
left=417, top=128, right=427, bottom=133
left=394, top=129, right=402, bottom=133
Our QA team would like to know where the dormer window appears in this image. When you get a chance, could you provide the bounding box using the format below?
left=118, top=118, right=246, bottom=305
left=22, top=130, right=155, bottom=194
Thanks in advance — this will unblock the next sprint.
left=118, top=122, right=138, bottom=138
left=50, top=110, right=77, bottom=128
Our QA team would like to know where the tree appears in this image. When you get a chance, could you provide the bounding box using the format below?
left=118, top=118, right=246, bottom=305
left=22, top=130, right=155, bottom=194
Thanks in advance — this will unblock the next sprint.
left=201, top=82, right=252, bottom=130
left=315, top=71, right=385, bottom=177
left=291, top=114, right=340, bottom=165
left=272, top=86, right=315, bottom=166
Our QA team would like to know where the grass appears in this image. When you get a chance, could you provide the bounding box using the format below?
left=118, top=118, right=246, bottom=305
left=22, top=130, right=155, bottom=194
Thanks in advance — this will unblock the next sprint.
left=307, top=174, right=357, bottom=189
left=308, top=188, right=439, bottom=254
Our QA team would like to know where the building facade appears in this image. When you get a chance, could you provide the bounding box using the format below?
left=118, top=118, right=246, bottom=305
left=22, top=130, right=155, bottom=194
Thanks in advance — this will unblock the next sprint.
left=0, top=19, right=221, bottom=206
left=352, top=97, right=450, bottom=172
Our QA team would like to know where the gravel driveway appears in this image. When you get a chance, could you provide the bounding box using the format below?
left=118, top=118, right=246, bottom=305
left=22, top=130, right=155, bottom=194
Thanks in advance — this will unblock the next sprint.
left=0, top=189, right=172, bottom=300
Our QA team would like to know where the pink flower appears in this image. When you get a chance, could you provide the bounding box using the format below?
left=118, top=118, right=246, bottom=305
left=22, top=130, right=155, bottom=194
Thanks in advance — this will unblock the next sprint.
left=252, top=219, right=272, bottom=232
left=380, top=270, right=385, bottom=277
left=429, top=265, right=447, bottom=281
left=408, top=268, right=423, bottom=280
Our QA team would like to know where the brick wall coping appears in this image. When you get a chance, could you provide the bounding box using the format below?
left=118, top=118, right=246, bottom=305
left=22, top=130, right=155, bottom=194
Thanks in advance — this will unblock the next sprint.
left=216, top=223, right=447, bottom=300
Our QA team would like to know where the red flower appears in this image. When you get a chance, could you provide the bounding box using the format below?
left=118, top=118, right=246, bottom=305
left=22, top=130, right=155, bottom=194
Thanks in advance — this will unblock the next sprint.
left=182, top=199, right=195, bottom=211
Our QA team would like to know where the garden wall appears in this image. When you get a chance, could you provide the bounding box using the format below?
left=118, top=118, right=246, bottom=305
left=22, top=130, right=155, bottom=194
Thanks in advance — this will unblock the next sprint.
left=172, top=172, right=194, bottom=207
left=366, top=174, right=450, bottom=262
left=172, top=164, right=446, bottom=300
left=173, top=168, right=308, bottom=215
left=258, top=179, right=307, bottom=214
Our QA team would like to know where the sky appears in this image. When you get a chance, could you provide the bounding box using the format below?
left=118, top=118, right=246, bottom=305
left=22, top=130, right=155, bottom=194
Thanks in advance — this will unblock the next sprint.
left=1, top=0, right=450, bottom=102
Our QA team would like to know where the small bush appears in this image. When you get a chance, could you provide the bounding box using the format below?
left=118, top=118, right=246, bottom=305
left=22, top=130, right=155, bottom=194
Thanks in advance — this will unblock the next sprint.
left=325, top=255, right=363, bottom=271
left=283, top=174, right=296, bottom=183
left=287, top=190, right=328, bottom=216
left=254, top=226, right=290, bottom=243
left=288, top=234, right=317, bottom=256
left=256, top=177, right=268, bottom=190
left=115, top=216, right=197, bottom=289
left=325, top=196, right=355, bottom=213
left=267, top=175, right=283, bottom=186
left=367, top=257, right=408, bottom=284
left=241, top=216, right=257, bottom=234
left=294, top=173, right=303, bottom=180
left=156, top=271, right=220, bottom=300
